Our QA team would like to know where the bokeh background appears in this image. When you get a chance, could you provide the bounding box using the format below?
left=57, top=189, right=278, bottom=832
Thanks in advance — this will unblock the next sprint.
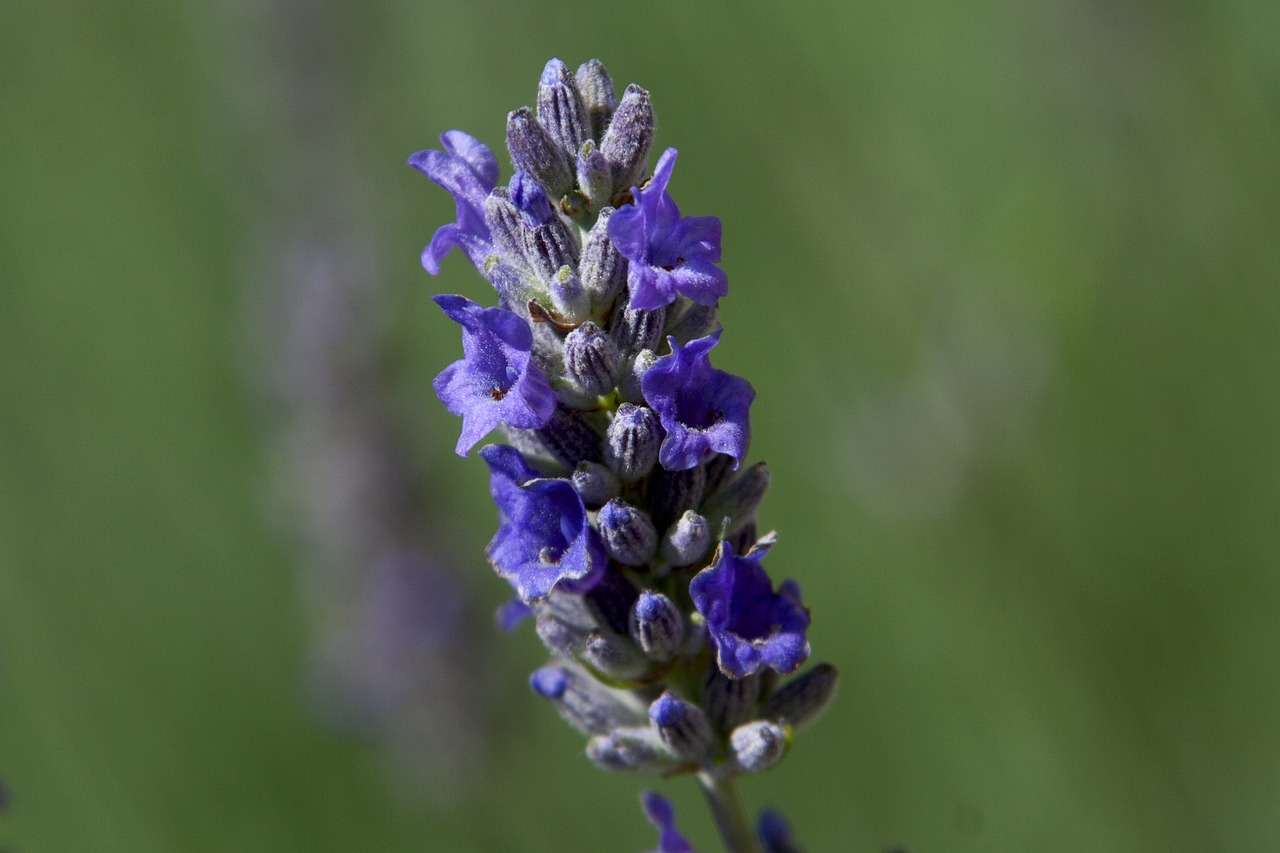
left=2, top=1, right=1278, bottom=850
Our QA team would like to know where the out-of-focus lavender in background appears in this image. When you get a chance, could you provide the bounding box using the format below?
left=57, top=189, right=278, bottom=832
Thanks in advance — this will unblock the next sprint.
left=213, top=0, right=492, bottom=802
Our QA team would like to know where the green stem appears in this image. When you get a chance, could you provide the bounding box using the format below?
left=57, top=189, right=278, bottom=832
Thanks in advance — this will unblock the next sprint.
left=696, top=772, right=763, bottom=853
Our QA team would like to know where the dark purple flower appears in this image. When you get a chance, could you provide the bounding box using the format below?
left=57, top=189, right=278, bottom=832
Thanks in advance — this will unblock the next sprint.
left=641, top=330, right=754, bottom=471
left=757, top=809, right=801, bottom=853
left=432, top=295, right=556, bottom=456
left=641, top=791, right=697, bottom=853
left=607, top=148, right=727, bottom=311
left=408, top=130, right=498, bottom=274
left=689, top=540, right=810, bottom=678
left=481, top=444, right=606, bottom=604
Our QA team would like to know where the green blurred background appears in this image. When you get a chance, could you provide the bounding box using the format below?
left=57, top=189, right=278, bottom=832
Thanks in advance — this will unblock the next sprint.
left=2, top=0, right=1278, bottom=850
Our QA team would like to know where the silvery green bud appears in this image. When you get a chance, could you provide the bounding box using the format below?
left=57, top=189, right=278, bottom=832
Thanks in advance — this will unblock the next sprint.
left=586, top=726, right=679, bottom=773
left=529, top=663, right=646, bottom=735
left=661, top=510, right=711, bottom=567
left=485, top=259, right=532, bottom=312
left=628, top=590, right=682, bottom=662
left=648, top=691, right=712, bottom=760
left=564, top=321, right=622, bottom=396
left=701, top=461, right=769, bottom=538
left=650, top=464, right=707, bottom=532
left=507, top=106, right=573, bottom=197
left=702, top=668, right=761, bottom=733
left=483, top=187, right=528, bottom=270
left=666, top=302, right=718, bottom=344
left=575, top=58, right=616, bottom=143
left=550, top=266, right=590, bottom=323
left=576, top=140, right=613, bottom=212
left=601, top=84, right=654, bottom=194
left=579, top=207, right=628, bottom=311
left=571, top=461, right=621, bottom=508
left=582, top=630, right=649, bottom=681
left=762, top=663, right=839, bottom=730
left=536, top=58, right=588, bottom=158
left=598, top=498, right=658, bottom=566
left=610, top=300, right=666, bottom=363
left=604, top=403, right=662, bottom=483
left=730, top=720, right=788, bottom=773
left=617, top=349, right=657, bottom=404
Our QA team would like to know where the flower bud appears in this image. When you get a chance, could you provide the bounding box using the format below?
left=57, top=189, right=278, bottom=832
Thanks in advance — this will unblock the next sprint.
left=601, top=84, right=654, bottom=194
left=598, top=498, right=658, bottom=566
left=507, top=106, right=573, bottom=197
left=571, top=461, right=621, bottom=508
left=575, top=58, right=616, bottom=143
left=666, top=302, right=719, bottom=344
left=565, top=321, right=622, bottom=396
left=536, top=58, right=587, bottom=158
left=730, top=720, right=788, bottom=773
left=529, top=663, right=646, bottom=735
left=650, top=464, right=706, bottom=532
left=483, top=187, right=528, bottom=269
left=524, top=220, right=579, bottom=285
left=549, top=266, right=591, bottom=323
left=628, top=590, right=682, bottom=661
left=701, top=461, right=769, bottom=538
left=605, top=403, right=662, bottom=483
left=535, top=405, right=602, bottom=467
left=617, top=349, right=657, bottom=404
left=584, top=570, right=640, bottom=636
left=762, top=663, right=839, bottom=730
left=535, top=614, right=583, bottom=658
left=702, top=668, right=761, bottom=732
left=586, top=726, right=678, bottom=773
left=610, top=300, right=666, bottom=363
left=579, top=207, right=628, bottom=311
left=648, top=691, right=712, bottom=760
left=582, top=630, right=649, bottom=680
left=661, top=510, right=711, bottom=567
left=576, top=140, right=613, bottom=212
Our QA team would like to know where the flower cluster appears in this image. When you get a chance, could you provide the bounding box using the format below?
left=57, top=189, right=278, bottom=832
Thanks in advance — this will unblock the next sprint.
left=411, top=58, right=838, bottom=851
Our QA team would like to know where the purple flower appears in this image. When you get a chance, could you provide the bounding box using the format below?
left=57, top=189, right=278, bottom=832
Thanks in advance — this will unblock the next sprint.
left=689, top=540, right=810, bottom=678
left=432, top=294, right=556, bottom=456
left=641, top=791, right=697, bottom=853
left=481, top=444, right=605, bottom=604
left=641, top=330, right=754, bottom=471
left=408, top=130, right=498, bottom=274
left=608, top=148, right=727, bottom=311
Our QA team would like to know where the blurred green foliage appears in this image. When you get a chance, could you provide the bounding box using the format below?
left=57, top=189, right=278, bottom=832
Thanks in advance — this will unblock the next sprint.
left=2, top=0, right=1278, bottom=850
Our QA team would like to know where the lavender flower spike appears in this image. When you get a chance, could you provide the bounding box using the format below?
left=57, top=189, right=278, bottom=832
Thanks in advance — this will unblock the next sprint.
left=641, top=330, right=755, bottom=471
left=481, top=444, right=605, bottom=603
left=608, top=147, right=727, bottom=311
left=642, top=791, right=697, bottom=853
left=408, top=130, right=498, bottom=274
left=690, top=540, right=811, bottom=678
left=432, top=295, right=556, bottom=456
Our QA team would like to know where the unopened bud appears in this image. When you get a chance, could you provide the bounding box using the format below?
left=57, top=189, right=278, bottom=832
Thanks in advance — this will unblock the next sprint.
left=618, top=349, right=658, bottom=404
left=550, top=265, right=590, bottom=322
left=582, top=630, right=649, bottom=681
left=529, top=663, right=645, bottom=735
left=575, top=59, right=616, bottom=143
left=762, top=663, right=839, bottom=730
left=525, top=221, right=579, bottom=285
left=730, top=720, right=788, bottom=773
left=572, top=461, right=621, bottom=508
left=610, top=300, right=666, bottom=363
left=576, top=140, right=613, bottom=212
left=628, top=590, right=682, bottom=661
left=507, top=106, right=573, bottom=197
left=598, top=498, right=658, bottom=566
left=535, top=614, right=584, bottom=658
left=666, top=302, right=719, bottom=344
left=650, top=465, right=707, bottom=532
left=648, top=691, right=712, bottom=760
left=536, top=58, right=587, bottom=158
left=565, top=321, right=622, bottom=396
left=661, top=510, right=711, bottom=567
left=579, top=207, right=628, bottom=310
left=586, top=726, right=678, bottom=773
left=601, top=84, right=654, bottom=194
left=702, top=668, right=761, bottom=732
left=483, top=187, right=528, bottom=269
left=605, top=403, right=662, bottom=483
left=535, top=405, right=602, bottom=467
left=701, top=462, right=769, bottom=538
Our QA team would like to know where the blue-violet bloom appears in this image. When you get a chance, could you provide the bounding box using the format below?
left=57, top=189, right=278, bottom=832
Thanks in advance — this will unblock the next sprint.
left=408, top=131, right=498, bottom=274
left=481, top=444, right=605, bottom=604
left=641, top=330, right=754, bottom=471
left=689, top=540, right=811, bottom=678
left=608, top=148, right=727, bottom=311
left=642, top=791, right=697, bottom=853
left=432, top=294, right=556, bottom=456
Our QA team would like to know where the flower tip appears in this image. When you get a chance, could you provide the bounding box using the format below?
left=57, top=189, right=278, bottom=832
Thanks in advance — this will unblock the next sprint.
left=540, top=57, right=570, bottom=85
